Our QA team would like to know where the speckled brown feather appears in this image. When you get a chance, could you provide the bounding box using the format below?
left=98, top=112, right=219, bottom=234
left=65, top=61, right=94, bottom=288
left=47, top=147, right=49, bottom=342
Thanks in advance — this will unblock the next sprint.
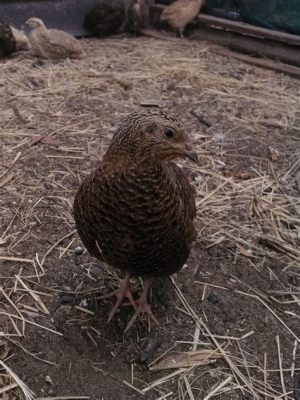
left=74, top=110, right=197, bottom=279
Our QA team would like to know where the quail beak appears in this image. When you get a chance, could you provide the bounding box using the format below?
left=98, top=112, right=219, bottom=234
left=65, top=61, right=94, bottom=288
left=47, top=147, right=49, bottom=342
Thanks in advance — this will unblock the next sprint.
left=183, top=144, right=198, bottom=163
left=25, top=20, right=32, bottom=30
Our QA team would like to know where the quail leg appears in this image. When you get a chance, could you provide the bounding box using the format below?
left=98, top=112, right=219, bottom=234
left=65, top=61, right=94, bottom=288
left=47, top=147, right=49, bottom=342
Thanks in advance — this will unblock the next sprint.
left=124, top=280, right=159, bottom=333
left=179, top=28, right=184, bottom=38
left=99, top=274, right=137, bottom=322
left=118, top=0, right=131, bottom=33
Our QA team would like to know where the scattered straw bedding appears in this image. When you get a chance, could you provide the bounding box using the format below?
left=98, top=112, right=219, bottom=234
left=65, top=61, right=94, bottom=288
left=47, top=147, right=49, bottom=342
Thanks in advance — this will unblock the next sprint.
left=0, top=37, right=299, bottom=399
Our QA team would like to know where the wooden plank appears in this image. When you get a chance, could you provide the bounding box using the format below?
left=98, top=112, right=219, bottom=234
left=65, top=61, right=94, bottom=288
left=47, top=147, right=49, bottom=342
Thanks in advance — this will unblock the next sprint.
left=197, top=14, right=300, bottom=47
left=211, top=47, right=300, bottom=79
left=190, top=25, right=300, bottom=67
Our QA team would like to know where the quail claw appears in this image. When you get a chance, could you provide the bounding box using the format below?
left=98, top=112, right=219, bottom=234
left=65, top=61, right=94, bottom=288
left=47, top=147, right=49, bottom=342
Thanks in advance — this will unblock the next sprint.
left=124, top=300, right=159, bottom=333
left=124, top=279, right=160, bottom=333
left=98, top=274, right=138, bottom=321
left=107, top=289, right=137, bottom=322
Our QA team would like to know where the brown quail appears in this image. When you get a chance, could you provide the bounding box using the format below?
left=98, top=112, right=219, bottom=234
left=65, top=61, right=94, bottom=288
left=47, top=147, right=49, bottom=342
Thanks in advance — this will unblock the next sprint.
left=26, top=17, right=85, bottom=60
left=160, top=0, right=204, bottom=38
left=74, top=110, right=198, bottom=331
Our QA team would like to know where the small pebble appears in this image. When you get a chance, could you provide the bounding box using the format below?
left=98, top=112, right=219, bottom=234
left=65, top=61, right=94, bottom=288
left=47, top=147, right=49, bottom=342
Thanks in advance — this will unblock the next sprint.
left=207, top=292, right=219, bottom=305
left=79, top=299, right=88, bottom=308
left=45, top=375, right=53, bottom=385
left=139, top=337, right=162, bottom=363
left=60, top=293, right=77, bottom=306
left=74, top=246, right=84, bottom=256
left=215, top=160, right=226, bottom=170
left=193, top=174, right=203, bottom=184
left=212, top=132, right=225, bottom=142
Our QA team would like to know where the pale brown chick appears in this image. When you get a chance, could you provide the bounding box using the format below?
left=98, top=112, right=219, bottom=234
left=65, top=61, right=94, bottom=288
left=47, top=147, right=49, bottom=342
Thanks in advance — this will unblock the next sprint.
left=74, top=110, right=198, bottom=332
left=26, top=17, right=85, bottom=60
left=160, top=0, right=203, bottom=37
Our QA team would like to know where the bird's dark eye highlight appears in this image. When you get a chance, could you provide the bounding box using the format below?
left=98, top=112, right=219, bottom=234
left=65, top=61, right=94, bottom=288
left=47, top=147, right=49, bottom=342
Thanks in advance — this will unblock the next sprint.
left=164, top=127, right=174, bottom=139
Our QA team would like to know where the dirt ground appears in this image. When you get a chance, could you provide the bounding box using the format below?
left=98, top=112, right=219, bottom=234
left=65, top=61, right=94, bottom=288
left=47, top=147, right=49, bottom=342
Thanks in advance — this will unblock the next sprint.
left=0, top=37, right=300, bottom=400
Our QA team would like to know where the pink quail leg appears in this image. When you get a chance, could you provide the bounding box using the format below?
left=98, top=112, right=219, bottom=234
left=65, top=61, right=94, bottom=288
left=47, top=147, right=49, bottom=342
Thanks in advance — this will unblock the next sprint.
left=118, top=0, right=131, bottom=33
left=124, top=280, right=159, bottom=333
left=99, top=274, right=138, bottom=322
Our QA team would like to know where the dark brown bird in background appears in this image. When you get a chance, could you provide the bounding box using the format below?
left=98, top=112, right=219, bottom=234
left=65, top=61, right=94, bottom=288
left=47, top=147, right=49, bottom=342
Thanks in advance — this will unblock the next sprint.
left=84, top=0, right=149, bottom=36
left=84, top=4, right=125, bottom=37
left=0, top=21, right=16, bottom=58
left=74, top=110, right=198, bottom=332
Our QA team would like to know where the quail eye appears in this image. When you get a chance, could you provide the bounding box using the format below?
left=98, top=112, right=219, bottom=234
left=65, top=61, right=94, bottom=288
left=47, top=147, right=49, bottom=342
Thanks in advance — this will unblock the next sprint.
left=164, top=127, right=174, bottom=139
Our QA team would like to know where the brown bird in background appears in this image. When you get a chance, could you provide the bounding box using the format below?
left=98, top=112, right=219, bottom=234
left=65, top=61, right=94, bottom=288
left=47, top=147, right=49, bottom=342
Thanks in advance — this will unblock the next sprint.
left=84, top=1, right=149, bottom=36
left=0, top=21, right=16, bottom=58
left=160, top=0, right=204, bottom=37
left=119, top=0, right=149, bottom=33
left=74, top=110, right=197, bottom=332
left=25, top=17, right=85, bottom=60
left=129, top=0, right=150, bottom=32
left=84, top=4, right=125, bottom=37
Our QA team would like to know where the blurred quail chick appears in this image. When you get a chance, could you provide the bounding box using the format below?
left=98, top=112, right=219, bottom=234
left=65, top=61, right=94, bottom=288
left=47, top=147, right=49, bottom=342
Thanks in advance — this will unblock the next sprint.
left=160, top=0, right=204, bottom=37
left=26, top=17, right=85, bottom=60
left=74, top=110, right=198, bottom=332
left=0, top=21, right=16, bottom=57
